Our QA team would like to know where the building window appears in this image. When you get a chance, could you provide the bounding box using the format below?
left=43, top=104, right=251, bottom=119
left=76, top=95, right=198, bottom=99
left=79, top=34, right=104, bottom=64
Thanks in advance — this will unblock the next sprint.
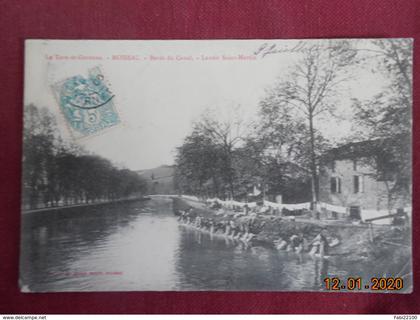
left=330, top=177, right=341, bottom=193
left=353, top=175, right=364, bottom=193
left=353, top=160, right=357, bottom=171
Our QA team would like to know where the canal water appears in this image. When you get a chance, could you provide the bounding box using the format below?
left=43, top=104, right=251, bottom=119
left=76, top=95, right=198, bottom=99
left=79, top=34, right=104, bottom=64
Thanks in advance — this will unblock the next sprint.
left=19, top=198, right=409, bottom=292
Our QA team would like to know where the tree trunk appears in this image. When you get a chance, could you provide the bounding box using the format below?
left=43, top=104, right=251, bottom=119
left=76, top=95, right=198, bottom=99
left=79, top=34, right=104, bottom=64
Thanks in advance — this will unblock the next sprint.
left=225, top=145, right=235, bottom=199
left=262, top=181, right=266, bottom=201
left=308, top=111, right=319, bottom=204
left=212, top=175, right=219, bottom=198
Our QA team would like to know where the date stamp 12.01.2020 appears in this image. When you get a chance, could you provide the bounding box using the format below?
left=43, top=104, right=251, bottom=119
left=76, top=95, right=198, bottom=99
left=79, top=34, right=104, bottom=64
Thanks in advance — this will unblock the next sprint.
left=52, top=66, right=120, bottom=139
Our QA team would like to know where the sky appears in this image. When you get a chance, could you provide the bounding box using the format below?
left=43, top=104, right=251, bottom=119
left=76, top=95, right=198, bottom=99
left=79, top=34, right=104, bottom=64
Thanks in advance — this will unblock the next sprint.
left=24, top=39, right=387, bottom=170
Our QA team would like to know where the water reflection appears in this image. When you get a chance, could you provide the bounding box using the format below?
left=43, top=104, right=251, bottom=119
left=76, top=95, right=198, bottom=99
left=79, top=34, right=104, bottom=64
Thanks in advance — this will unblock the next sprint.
left=314, top=258, right=329, bottom=289
left=20, top=199, right=411, bottom=292
left=20, top=199, right=181, bottom=291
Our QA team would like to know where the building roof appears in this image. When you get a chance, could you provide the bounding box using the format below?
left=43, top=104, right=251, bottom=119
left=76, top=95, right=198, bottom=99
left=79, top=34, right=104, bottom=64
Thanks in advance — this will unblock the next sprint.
left=321, top=134, right=410, bottom=163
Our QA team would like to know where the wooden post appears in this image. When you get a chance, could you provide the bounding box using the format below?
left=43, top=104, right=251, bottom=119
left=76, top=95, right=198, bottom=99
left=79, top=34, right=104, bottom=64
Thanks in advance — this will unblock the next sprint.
left=368, top=223, right=374, bottom=242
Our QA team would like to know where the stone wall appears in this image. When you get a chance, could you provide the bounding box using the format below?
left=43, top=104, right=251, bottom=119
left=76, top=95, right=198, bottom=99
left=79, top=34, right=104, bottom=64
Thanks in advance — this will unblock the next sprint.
left=319, top=158, right=409, bottom=213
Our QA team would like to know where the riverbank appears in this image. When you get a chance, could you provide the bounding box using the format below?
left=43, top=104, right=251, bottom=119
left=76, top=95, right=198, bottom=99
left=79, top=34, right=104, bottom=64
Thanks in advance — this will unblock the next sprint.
left=22, top=196, right=151, bottom=214
left=173, top=197, right=411, bottom=264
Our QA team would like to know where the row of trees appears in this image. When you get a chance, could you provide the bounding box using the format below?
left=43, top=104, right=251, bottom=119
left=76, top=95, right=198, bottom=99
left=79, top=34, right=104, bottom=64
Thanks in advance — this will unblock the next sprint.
left=22, top=104, right=147, bottom=210
left=174, top=39, right=412, bottom=204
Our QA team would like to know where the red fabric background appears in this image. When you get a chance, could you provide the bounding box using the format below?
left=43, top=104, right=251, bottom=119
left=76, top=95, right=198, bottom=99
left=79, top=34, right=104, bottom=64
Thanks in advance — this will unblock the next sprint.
left=0, top=0, right=419, bottom=314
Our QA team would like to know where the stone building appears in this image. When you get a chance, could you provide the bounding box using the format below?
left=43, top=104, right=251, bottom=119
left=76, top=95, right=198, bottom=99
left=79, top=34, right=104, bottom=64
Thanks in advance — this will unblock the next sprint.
left=318, top=138, right=411, bottom=222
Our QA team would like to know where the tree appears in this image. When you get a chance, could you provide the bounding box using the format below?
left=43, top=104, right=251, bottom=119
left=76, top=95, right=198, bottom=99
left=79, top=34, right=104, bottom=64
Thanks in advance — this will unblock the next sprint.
left=352, top=39, right=413, bottom=204
left=242, top=91, right=328, bottom=202
left=194, top=108, right=246, bottom=198
left=260, top=41, right=355, bottom=202
left=22, top=104, right=61, bottom=208
left=174, top=127, right=224, bottom=197
left=174, top=106, right=248, bottom=199
left=353, top=39, right=412, bottom=136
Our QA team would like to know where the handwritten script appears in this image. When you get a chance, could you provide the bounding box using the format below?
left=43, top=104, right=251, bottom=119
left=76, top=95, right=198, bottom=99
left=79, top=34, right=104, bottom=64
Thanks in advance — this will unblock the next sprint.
left=254, top=41, right=307, bottom=58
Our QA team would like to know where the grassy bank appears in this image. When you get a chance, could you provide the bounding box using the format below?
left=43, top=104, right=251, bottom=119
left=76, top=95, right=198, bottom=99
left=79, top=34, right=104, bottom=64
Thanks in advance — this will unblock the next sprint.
left=173, top=197, right=411, bottom=264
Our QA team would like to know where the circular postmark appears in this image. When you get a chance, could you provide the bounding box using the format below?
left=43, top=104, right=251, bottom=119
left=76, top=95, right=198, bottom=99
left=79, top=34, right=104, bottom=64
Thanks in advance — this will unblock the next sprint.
left=55, top=67, right=120, bottom=138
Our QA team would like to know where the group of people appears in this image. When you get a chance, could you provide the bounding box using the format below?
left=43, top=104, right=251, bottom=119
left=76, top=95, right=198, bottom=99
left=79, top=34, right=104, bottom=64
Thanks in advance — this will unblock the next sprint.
left=177, top=206, right=339, bottom=258
left=177, top=208, right=257, bottom=243
left=274, top=233, right=308, bottom=254
left=274, top=228, right=337, bottom=257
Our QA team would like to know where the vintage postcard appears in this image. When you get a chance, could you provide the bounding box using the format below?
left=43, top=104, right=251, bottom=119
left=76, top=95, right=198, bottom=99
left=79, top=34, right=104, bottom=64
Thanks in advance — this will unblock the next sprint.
left=20, top=39, right=412, bottom=292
